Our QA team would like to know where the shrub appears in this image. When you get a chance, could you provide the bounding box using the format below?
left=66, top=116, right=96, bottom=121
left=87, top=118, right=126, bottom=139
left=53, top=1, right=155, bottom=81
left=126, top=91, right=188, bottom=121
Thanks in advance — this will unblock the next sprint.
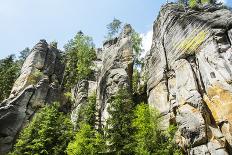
left=27, top=69, right=44, bottom=85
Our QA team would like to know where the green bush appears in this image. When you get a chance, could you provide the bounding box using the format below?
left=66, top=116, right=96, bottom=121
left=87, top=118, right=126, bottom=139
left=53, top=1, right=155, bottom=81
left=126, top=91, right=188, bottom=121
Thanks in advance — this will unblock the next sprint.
left=27, top=69, right=44, bottom=85
left=10, top=103, right=73, bottom=155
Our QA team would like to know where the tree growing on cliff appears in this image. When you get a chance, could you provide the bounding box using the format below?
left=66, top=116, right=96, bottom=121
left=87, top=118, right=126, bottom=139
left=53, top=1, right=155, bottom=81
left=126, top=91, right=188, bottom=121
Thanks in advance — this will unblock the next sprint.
left=178, top=0, right=217, bottom=7
left=0, top=55, right=20, bottom=102
left=132, top=103, right=183, bottom=154
left=18, top=47, right=31, bottom=64
left=105, top=88, right=135, bottom=154
left=10, top=103, right=73, bottom=155
left=64, top=32, right=96, bottom=89
left=105, top=18, right=122, bottom=39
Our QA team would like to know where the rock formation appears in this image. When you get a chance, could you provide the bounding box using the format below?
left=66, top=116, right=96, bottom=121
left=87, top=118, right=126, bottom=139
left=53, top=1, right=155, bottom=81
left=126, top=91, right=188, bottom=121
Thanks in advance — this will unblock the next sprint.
left=70, top=25, right=134, bottom=129
left=96, top=24, right=134, bottom=128
left=1, top=3, right=232, bottom=155
left=144, top=3, right=232, bottom=154
left=0, top=40, right=65, bottom=154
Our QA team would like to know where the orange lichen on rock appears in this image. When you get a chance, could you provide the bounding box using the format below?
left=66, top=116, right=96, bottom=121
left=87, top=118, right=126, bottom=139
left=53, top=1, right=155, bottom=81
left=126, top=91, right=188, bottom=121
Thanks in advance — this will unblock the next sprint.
left=204, top=84, right=232, bottom=124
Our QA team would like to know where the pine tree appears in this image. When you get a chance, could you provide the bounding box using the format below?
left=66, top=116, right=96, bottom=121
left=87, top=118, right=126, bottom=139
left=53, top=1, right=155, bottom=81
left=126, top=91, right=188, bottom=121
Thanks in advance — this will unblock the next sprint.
left=66, top=122, right=105, bottom=155
left=105, top=88, right=135, bottom=154
left=10, top=103, right=73, bottom=155
left=132, top=103, right=183, bottom=155
left=0, top=55, right=19, bottom=102
left=64, top=32, right=96, bottom=89
left=105, top=18, right=122, bottom=39
left=66, top=94, right=106, bottom=155
left=132, top=103, right=160, bottom=154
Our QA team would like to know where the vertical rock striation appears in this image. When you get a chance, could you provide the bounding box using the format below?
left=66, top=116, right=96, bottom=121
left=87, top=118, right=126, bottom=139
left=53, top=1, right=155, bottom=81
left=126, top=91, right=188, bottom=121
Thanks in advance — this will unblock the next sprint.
left=96, top=24, right=134, bottom=129
left=144, top=4, right=232, bottom=154
left=70, top=25, right=134, bottom=130
left=0, top=40, right=65, bottom=154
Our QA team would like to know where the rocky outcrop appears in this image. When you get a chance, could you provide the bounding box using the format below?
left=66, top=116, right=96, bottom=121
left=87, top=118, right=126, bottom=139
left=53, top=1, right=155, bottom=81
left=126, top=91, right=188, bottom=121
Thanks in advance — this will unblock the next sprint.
left=144, top=3, right=232, bottom=154
left=0, top=40, right=65, bottom=154
left=95, top=24, right=134, bottom=128
left=70, top=47, right=103, bottom=129
left=70, top=25, right=134, bottom=129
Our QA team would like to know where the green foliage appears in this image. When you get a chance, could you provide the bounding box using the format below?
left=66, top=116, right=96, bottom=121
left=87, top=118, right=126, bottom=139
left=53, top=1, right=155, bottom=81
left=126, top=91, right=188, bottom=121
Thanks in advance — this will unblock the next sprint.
left=10, top=103, right=73, bottom=155
left=19, top=47, right=31, bottom=63
left=105, top=18, right=122, bottom=39
left=78, top=93, right=97, bottom=127
left=67, top=122, right=105, bottom=155
left=0, top=55, right=20, bottom=102
left=132, top=103, right=160, bottom=154
left=155, top=125, right=183, bottom=155
left=64, top=91, right=74, bottom=102
left=178, top=0, right=215, bottom=7
left=106, top=88, right=135, bottom=154
left=132, top=103, right=183, bottom=155
left=50, top=41, right=58, bottom=48
left=67, top=94, right=106, bottom=155
left=189, top=0, right=198, bottom=8
left=131, top=30, right=142, bottom=62
left=27, top=69, right=44, bottom=85
left=132, top=69, right=140, bottom=93
left=64, top=31, right=96, bottom=89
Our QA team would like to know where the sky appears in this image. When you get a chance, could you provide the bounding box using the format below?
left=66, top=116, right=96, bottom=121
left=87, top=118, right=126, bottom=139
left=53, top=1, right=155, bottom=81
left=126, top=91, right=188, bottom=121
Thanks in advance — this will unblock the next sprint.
left=0, top=0, right=231, bottom=59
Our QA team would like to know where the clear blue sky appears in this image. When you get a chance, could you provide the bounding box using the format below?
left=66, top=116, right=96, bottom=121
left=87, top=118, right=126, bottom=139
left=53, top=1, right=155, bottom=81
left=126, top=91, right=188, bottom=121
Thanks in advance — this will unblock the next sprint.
left=0, top=0, right=231, bottom=59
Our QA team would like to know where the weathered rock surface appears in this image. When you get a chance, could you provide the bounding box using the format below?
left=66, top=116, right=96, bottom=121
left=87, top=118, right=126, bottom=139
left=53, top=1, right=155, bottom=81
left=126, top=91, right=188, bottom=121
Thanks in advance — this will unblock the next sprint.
left=0, top=40, right=65, bottom=154
left=70, top=25, right=134, bottom=129
left=96, top=24, right=134, bottom=128
left=144, top=3, right=232, bottom=154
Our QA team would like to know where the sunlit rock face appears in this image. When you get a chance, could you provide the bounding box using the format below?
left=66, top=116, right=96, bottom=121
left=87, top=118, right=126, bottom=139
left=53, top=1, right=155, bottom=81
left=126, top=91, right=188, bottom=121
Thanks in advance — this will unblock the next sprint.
left=144, top=4, right=232, bottom=154
left=70, top=25, right=134, bottom=130
left=0, top=40, right=65, bottom=155
left=95, top=24, right=134, bottom=128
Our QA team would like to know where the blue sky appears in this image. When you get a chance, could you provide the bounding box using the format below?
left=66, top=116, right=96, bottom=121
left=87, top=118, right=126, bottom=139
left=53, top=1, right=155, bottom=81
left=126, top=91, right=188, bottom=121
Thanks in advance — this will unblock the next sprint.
left=0, top=0, right=231, bottom=59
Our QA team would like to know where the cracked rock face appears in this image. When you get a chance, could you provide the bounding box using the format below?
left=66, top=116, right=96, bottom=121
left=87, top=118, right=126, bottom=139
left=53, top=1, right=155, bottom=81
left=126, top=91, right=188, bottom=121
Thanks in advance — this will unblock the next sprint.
left=96, top=24, right=134, bottom=128
left=70, top=25, right=134, bottom=130
left=144, top=4, right=232, bottom=154
left=0, top=40, right=65, bottom=155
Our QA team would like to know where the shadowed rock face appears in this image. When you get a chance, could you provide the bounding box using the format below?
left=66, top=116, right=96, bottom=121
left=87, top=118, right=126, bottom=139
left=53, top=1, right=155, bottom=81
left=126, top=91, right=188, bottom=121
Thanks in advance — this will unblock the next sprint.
left=144, top=4, right=232, bottom=154
left=0, top=40, right=65, bottom=154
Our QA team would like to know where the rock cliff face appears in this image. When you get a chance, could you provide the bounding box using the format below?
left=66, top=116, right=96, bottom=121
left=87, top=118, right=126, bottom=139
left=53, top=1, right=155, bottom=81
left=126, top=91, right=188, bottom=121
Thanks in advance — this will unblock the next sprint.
left=0, top=40, right=65, bottom=154
left=1, top=3, right=232, bottom=155
left=70, top=25, right=134, bottom=129
left=96, top=24, right=134, bottom=128
left=144, top=4, right=232, bottom=154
